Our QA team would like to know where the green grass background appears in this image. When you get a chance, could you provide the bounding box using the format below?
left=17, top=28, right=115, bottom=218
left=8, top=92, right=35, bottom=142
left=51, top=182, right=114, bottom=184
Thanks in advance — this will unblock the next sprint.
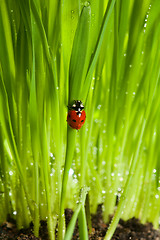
left=0, top=0, right=160, bottom=239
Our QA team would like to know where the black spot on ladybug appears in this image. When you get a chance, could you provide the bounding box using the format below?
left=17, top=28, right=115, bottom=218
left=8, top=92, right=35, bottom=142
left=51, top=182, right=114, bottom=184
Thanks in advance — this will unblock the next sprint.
left=81, top=120, right=84, bottom=122
left=72, top=119, right=76, bottom=122
left=68, top=114, right=71, bottom=117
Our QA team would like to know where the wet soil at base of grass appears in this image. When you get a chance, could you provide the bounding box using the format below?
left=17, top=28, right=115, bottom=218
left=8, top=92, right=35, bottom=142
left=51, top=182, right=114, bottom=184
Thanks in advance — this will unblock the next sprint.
left=0, top=205, right=160, bottom=239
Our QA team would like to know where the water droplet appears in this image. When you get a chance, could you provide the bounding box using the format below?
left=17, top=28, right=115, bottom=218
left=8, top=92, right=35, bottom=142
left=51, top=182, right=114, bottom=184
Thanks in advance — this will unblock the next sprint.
left=76, top=147, right=80, bottom=153
left=97, top=104, right=101, bottom=109
left=153, top=169, right=156, bottom=173
left=9, top=171, right=13, bottom=176
left=155, top=194, right=159, bottom=199
left=119, top=177, right=123, bottom=182
left=13, top=211, right=17, bottom=215
left=69, top=168, right=74, bottom=176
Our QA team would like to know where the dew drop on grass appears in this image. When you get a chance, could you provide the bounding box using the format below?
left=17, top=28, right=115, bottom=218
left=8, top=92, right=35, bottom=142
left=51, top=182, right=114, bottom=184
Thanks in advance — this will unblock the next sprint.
left=153, top=169, right=156, bottom=173
left=76, top=147, right=80, bottom=153
left=13, top=211, right=17, bottom=215
left=119, top=177, right=123, bottom=182
left=117, top=193, right=121, bottom=198
left=144, top=23, right=147, bottom=28
left=97, top=104, right=101, bottom=109
left=9, top=171, right=13, bottom=176
left=155, top=194, right=159, bottom=199
left=73, top=179, right=78, bottom=184
left=69, top=168, right=74, bottom=176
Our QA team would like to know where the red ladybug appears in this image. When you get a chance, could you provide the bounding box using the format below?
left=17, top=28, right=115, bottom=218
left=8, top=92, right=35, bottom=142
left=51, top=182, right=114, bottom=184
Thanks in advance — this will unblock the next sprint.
left=67, top=100, right=86, bottom=130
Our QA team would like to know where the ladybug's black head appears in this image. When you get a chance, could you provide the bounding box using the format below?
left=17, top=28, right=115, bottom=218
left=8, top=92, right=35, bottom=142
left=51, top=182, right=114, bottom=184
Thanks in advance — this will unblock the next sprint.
left=71, top=100, right=84, bottom=112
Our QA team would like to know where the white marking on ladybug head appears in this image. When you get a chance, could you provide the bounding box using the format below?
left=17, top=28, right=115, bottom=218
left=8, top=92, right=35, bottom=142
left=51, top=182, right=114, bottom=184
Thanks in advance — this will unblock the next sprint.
left=77, top=111, right=82, bottom=117
left=80, top=103, right=84, bottom=107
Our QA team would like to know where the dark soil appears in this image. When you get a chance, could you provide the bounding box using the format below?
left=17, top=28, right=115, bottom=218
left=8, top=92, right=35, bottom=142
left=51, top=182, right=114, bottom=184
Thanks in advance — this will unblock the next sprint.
left=0, top=205, right=160, bottom=239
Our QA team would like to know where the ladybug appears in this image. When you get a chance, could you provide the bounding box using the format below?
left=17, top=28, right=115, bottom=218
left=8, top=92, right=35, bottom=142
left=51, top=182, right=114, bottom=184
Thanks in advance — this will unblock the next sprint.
left=67, top=100, right=86, bottom=130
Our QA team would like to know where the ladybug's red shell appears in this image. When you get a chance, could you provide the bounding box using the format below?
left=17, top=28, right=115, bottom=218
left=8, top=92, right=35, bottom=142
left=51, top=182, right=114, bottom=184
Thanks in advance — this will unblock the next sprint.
left=67, top=110, right=86, bottom=130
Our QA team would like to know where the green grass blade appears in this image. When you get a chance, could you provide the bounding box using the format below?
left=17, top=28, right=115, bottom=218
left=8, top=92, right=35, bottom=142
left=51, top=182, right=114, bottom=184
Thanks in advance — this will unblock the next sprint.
left=64, top=187, right=89, bottom=240
left=69, top=4, right=91, bottom=103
